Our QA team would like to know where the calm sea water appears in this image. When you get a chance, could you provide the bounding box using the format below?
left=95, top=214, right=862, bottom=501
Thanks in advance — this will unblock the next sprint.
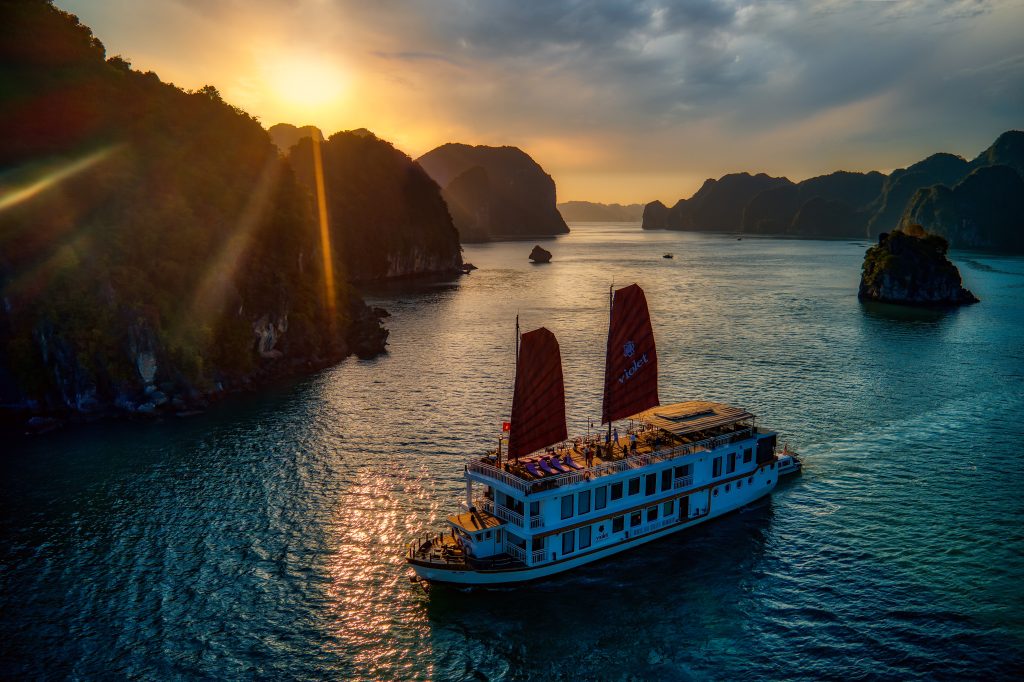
left=3, top=224, right=1023, bottom=680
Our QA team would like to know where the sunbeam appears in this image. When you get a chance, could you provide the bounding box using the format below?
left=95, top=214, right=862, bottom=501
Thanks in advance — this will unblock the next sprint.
left=0, top=146, right=119, bottom=213
left=311, top=135, right=338, bottom=333
left=189, top=154, right=281, bottom=327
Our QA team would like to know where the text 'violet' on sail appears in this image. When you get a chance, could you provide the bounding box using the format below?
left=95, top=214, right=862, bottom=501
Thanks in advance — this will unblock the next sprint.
left=602, top=283, right=659, bottom=424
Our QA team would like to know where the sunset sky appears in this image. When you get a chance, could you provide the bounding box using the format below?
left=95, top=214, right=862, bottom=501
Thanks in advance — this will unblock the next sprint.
left=59, top=0, right=1024, bottom=204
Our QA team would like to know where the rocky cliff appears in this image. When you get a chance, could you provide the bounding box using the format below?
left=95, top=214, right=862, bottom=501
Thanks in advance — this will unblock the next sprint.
left=288, top=131, right=463, bottom=282
left=416, top=143, right=569, bottom=242
left=0, top=2, right=387, bottom=426
left=643, top=173, right=791, bottom=232
left=858, top=227, right=978, bottom=306
left=743, top=170, right=885, bottom=237
left=899, top=165, right=1024, bottom=251
left=866, top=153, right=971, bottom=237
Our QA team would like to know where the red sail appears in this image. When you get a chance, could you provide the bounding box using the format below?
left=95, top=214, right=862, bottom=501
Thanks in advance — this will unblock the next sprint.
left=508, top=327, right=568, bottom=459
left=602, top=284, right=659, bottom=423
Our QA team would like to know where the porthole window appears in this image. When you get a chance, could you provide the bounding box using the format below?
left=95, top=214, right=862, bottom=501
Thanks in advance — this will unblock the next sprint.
left=748, top=477, right=753, bottom=485
left=713, top=488, right=719, bottom=497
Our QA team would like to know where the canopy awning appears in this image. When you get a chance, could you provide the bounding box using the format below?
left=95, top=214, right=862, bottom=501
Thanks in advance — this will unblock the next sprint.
left=630, top=400, right=754, bottom=437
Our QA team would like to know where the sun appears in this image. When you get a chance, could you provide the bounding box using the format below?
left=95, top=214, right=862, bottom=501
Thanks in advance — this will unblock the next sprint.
left=264, top=53, right=348, bottom=120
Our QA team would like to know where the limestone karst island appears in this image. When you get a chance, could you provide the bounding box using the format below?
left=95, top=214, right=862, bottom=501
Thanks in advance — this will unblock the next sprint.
left=2, top=1, right=1023, bottom=680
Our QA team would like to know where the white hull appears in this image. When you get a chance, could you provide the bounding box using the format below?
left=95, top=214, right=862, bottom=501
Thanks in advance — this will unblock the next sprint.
left=411, top=468, right=777, bottom=586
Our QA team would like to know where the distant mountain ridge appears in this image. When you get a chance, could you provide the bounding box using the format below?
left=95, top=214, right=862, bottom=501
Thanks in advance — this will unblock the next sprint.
left=417, top=143, right=569, bottom=242
left=558, top=201, right=644, bottom=222
left=642, top=130, right=1024, bottom=250
left=267, top=123, right=323, bottom=152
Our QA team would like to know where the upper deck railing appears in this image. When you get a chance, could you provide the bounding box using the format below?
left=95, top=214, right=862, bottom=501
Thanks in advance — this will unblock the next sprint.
left=466, top=426, right=755, bottom=496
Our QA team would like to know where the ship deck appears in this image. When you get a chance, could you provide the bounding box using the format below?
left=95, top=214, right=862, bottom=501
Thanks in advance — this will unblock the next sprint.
left=473, top=401, right=759, bottom=492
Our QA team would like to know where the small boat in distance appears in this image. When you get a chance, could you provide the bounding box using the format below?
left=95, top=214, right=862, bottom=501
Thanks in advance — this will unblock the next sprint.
left=776, top=444, right=802, bottom=477
left=407, top=284, right=790, bottom=587
left=663, top=253, right=673, bottom=259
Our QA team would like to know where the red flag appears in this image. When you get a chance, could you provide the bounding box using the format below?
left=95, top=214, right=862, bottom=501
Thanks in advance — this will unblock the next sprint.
left=502, top=421, right=511, bottom=432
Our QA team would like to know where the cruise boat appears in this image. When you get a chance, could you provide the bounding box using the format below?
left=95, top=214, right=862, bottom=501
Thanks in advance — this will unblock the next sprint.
left=406, top=284, right=786, bottom=587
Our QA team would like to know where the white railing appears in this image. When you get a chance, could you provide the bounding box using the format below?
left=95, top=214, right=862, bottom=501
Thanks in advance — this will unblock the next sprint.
left=625, top=515, right=677, bottom=538
left=505, top=542, right=527, bottom=562
left=492, top=504, right=524, bottom=527
left=531, top=549, right=546, bottom=565
left=530, top=515, right=544, bottom=529
left=466, top=460, right=531, bottom=493
left=467, top=426, right=755, bottom=496
left=673, top=475, right=694, bottom=489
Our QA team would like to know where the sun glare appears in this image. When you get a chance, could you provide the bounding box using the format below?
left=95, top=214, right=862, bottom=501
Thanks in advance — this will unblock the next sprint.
left=264, top=53, right=348, bottom=119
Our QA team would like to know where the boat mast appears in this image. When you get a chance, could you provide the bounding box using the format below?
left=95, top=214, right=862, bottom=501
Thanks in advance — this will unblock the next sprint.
left=606, top=284, right=613, bottom=446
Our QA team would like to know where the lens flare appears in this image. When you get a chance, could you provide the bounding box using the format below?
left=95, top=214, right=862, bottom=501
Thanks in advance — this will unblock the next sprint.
left=311, top=136, right=338, bottom=331
left=0, top=146, right=118, bottom=213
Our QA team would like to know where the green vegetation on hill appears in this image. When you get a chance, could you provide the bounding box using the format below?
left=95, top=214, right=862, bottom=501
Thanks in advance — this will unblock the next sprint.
left=859, top=225, right=978, bottom=305
left=900, top=165, right=1024, bottom=250
left=288, top=131, right=462, bottom=282
left=0, top=0, right=385, bottom=417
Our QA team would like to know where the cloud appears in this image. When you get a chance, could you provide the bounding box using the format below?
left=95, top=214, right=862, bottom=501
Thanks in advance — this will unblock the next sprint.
left=60, top=0, right=1024, bottom=202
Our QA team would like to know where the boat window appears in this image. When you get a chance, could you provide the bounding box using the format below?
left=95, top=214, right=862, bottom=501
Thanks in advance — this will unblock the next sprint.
left=561, top=495, right=574, bottom=520
left=725, top=484, right=731, bottom=492
left=530, top=501, right=540, bottom=518
left=562, top=531, right=575, bottom=555
left=661, top=469, right=672, bottom=491
left=485, top=531, right=492, bottom=539
left=532, top=537, right=544, bottom=551
left=612, top=516, right=624, bottom=533
left=743, top=448, right=753, bottom=464
left=647, top=506, right=658, bottom=522
left=595, top=486, right=608, bottom=510
left=713, top=457, right=722, bottom=478
left=748, top=476, right=754, bottom=484
left=727, top=452, right=736, bottom=474
left=645, top=473, right=657, bottom=496
left=610, top=482, right=624, bottom=501
left=737, top=480, right=742, bottom=489
left=496, top=530, right=502, bottom=543
left=663, top=500, right=674, bottom=516
left=578, top=490, right=591, bottom=515
left=578, top=525, right=592, bottom=550
left=630, top=511, right=642, bottom=527
left=628, top=477, right=640, bottom=496
left=713, top=487, right=719, bottom=496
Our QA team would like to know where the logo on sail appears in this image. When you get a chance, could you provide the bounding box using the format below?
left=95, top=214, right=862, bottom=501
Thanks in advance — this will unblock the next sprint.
left=623, top=340, right=635, bottom=358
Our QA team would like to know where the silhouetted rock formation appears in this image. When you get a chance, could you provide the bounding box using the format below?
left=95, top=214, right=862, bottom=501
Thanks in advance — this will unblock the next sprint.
left=529, top=245, right=553, bottom=263
left=744, top=170, right=885, bottom=237
left=643, top=173, right=791, bottom=232
left=642, top=200, right=670, bottom=230
left=866, top=153, right=971, bottom=236
left=859, top=227, right=978, bottom=306
left=643, top=131, right=1022, bottom=249
left=900, top=165, right=1024, bottom=251
left=0, top=2, right=387, bottom=423
left=289, top=131, right=463, bottom=282
left=969, top=130, right=1024, bottom=178
left=558, top=201, right=644, bottom=222
left=417, top=143, right=569, bottom=242
left=268, top=123, right=323, bottom=153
